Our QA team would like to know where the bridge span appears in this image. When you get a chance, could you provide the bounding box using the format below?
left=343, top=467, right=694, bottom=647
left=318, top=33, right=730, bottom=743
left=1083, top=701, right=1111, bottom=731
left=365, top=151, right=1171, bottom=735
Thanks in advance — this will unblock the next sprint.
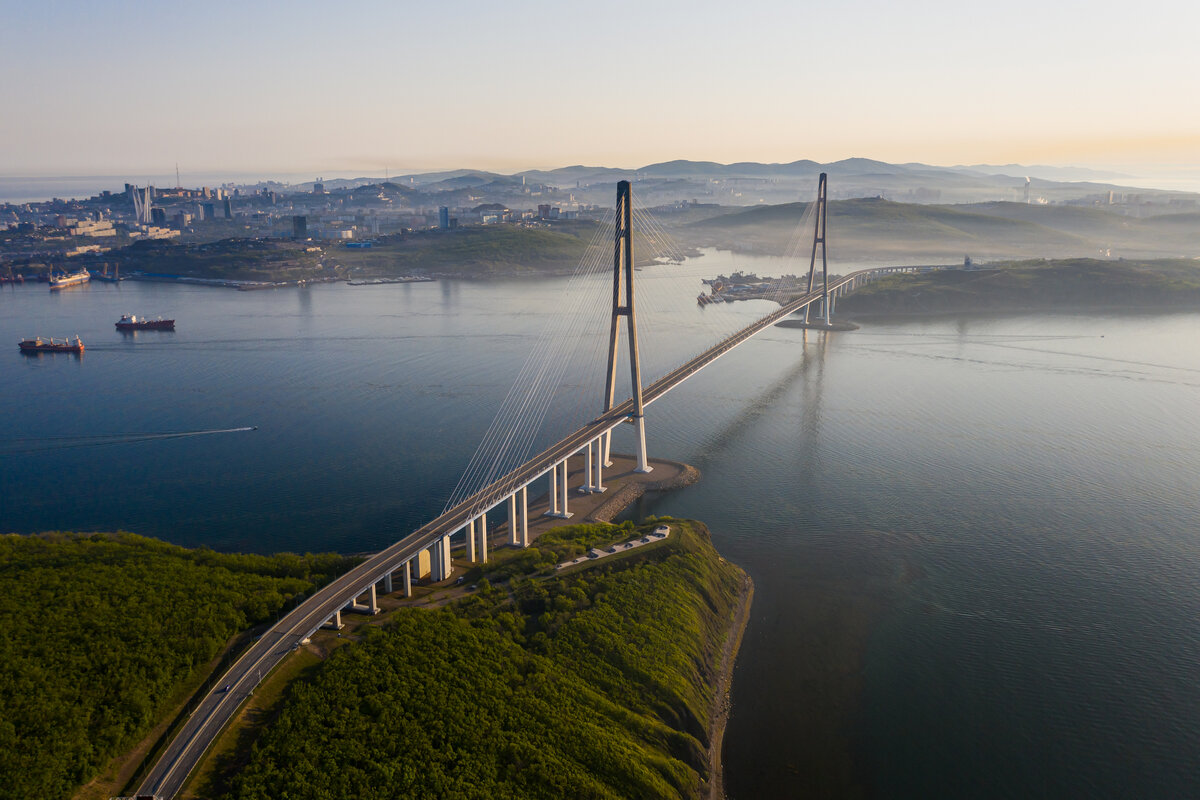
left=135, top=179, right=936, bottom=799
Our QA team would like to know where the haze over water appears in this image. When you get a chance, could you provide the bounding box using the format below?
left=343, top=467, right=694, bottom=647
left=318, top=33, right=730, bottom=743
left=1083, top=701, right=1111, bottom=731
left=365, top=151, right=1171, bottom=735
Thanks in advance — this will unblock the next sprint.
left=3, top=255, right=1199, bottom=797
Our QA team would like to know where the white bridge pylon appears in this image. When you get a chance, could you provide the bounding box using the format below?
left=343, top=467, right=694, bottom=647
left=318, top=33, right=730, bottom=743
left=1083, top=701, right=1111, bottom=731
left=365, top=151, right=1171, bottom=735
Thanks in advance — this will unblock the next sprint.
left=311, top=176, right=936, bottom=631
left=136, top=177, right=959, bottom=800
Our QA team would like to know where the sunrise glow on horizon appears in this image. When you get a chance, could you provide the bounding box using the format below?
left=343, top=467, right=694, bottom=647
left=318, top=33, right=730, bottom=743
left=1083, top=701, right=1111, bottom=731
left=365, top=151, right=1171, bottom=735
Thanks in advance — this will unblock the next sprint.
left=2, top=0, right=1197, bottom=180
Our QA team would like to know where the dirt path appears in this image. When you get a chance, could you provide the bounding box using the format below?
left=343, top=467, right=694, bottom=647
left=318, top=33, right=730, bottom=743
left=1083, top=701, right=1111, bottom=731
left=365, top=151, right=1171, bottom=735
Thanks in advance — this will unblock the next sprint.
left=708, top=573, right=754, bottom=800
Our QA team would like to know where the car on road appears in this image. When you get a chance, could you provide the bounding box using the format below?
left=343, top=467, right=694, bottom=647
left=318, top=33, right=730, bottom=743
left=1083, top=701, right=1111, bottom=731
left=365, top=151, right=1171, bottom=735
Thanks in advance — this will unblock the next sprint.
left=220, top=684, right=233, bottom=693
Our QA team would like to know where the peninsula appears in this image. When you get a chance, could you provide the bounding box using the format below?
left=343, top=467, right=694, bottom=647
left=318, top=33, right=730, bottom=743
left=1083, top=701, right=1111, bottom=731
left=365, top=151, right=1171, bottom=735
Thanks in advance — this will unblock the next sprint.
left=1, top=466, right=750, bottom=800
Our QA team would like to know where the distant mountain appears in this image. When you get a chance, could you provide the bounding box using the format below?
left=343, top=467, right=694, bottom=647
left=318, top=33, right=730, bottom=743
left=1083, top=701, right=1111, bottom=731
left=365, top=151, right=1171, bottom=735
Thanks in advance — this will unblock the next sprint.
left=516, top=165, right=627, bottom=186
left=680, top=196, right=1200, bottom=261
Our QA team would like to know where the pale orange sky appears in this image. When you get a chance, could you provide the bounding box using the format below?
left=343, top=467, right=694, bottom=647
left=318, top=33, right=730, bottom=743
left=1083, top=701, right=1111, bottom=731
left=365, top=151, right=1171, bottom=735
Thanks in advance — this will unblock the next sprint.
left=2, top=0, right=1197, bottom=179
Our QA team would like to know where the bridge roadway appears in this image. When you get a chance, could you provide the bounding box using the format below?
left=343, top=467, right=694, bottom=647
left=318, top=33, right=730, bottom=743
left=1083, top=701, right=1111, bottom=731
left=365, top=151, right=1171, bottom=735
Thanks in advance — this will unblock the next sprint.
left=136, top=263, right=926, bottom=799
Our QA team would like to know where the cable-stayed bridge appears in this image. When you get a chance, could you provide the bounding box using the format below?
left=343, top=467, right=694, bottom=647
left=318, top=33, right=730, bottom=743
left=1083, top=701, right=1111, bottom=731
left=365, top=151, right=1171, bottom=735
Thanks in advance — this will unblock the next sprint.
left=136, top=175, right=937, bottom=799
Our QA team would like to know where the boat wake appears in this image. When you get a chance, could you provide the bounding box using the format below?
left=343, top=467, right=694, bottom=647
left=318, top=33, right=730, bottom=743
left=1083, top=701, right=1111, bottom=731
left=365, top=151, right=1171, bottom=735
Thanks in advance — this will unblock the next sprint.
left=0, top=426, right=257, bottom=454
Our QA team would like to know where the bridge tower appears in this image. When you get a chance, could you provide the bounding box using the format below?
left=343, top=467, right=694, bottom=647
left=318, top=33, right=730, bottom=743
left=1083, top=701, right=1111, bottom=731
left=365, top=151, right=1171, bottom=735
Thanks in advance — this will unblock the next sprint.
left=803, top=172, right=830, bottom=325
left=602, top=180, right=652, bottom=473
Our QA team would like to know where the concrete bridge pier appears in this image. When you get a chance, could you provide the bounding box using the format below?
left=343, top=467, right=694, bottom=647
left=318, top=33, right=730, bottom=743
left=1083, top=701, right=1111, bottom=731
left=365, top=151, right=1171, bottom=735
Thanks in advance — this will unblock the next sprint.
left=518, top=486, right=529, bottom=546
left=594, top=439, right=606, bottom=491
left=349, top=585, right=380, bottom=615
left=507, top=494, right=518, bottom=544
left=466, top=518, right=477, bottom=562
left=547, top=466, right=560, bottom=516
left=431, top=534, right=453, bottom=581
left=323, top=609, right=343, bottom=630
left=582, top=438, right=608, bottom=492
left=557, top=461, right=573, bottom=517
left=478, top=511, right=489, bottom=562
left=633, top=416, right=652, bottom=473
left=546, top=461, right=572, bottom=518
left=382, top=573, right=393, bottom=594
left=402, top=561, right=412, bottom=597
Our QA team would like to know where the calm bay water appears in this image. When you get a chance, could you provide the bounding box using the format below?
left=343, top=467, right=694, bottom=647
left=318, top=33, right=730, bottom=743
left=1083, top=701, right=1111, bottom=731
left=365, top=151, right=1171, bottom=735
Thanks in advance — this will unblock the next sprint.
left=3, top=258, right=1200, bottom=797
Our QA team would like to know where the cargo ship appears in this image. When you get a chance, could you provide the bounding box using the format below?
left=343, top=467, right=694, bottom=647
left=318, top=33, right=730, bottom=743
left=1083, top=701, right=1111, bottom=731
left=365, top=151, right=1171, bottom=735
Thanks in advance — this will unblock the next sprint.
left=116, top=314, right=175, bottom=331
left=48, top=269, right=90, bottom=290
left=18, top=336, right=84, bottom=353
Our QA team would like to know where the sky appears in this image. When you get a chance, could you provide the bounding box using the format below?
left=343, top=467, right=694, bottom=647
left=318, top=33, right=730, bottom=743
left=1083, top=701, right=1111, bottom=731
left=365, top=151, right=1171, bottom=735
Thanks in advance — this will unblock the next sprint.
left=2, top=0, right=1198, bottom=182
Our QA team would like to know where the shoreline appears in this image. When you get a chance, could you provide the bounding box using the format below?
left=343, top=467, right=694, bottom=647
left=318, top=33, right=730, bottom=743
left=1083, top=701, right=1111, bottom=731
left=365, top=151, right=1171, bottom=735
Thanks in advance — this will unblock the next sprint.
left=707, top=570, right=755, bottom=800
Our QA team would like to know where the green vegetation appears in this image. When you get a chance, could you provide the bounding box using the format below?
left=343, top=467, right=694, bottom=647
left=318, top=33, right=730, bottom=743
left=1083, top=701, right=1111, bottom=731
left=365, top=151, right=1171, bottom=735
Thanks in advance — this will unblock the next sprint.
left=336, top=222, right=599, bottom=277
left=111, top=238, right=327, bottom=281
left=0, top=532, right=356, bottom=800
left=839, top=258, right=1200, bottom=314
left=221, top=519, right=745, bottom=800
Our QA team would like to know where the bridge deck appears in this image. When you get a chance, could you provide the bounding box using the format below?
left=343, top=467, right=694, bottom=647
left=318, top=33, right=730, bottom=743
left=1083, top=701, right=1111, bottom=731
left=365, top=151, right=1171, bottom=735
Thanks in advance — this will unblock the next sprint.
left=137, top=263, right=922, bottom=798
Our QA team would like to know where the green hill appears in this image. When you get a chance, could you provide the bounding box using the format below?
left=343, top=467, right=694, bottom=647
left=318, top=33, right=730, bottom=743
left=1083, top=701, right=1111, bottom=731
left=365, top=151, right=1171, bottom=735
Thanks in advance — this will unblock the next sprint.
left=0, top=532, right=355, bottom=800
left=220, top=520, right=748, bottom=800
left=838, top=258, right=1200, bottom=314
left=336, top=222, right=599, bottom=277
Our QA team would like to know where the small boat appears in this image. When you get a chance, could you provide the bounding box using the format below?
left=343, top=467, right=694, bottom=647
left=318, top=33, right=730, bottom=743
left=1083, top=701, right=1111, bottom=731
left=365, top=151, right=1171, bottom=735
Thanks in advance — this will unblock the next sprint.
left=116, top=314, right=174, bottom=331
left=18, top=336, right=84, bottom=353
left=49, top=269, right=90, bottom=290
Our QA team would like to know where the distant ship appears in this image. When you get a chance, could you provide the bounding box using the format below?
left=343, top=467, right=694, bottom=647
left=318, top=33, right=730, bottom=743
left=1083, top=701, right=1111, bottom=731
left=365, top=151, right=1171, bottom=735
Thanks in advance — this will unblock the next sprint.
left=92, top=264, right=121, bottom=282
left=48, top=269, right=90, bottom=290
left=116, top=314, right=175, bottom=331
left=18, top=336, right=84, bottom=353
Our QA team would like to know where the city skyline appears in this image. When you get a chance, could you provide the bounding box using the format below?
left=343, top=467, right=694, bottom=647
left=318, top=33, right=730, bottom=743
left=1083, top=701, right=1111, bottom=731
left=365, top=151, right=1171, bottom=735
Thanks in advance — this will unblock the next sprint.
left=2, top=0, right=1198, bottom=182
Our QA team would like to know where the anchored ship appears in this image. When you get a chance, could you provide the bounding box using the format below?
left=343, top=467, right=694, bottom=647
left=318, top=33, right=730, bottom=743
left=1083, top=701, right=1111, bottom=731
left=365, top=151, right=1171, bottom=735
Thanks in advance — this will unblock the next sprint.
left=48, top=269, right=90, bottom=290
left=116, top=314, right=175, bottom=331
left=18, top=336, right=84, bottom=353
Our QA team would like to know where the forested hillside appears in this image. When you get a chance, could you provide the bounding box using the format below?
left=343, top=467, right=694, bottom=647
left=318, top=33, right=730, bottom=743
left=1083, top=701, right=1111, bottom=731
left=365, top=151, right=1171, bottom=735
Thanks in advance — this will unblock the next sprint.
left=0, top=532, right=355, bottom=800
left=836, top=258, right=1200, bottom=314
left=221, top=520, right=747, bottom=800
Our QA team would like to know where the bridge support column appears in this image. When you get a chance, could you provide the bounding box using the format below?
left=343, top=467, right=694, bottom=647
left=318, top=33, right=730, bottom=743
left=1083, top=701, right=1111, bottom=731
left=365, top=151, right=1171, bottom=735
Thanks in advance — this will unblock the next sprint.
left=479, top=510, right=488, bottom=562
left=584, top=443, right=594, bottom=491
left=633, top=416, right=652, bottom=473
left=558, top=461, right=572, bottom=517
left=349, top=585, right=379, bottom=615
left=402, top=562, right=412, bottom=597
left=593, top=438, right=606, bottom=492
left=432, top=533, right=453, bottom=581
left=323, top=609, right=343, bottom=630
left=547, top=466, right=560, bottom=516
left=508, top=494, right=518, bottom=545
left=602, top=430, right=613, bottom=467
left=382, top=573, right=393, bottom=594
left=466, top=519, right=477, bottom=562
left=519, top=486, right=529, bottom=546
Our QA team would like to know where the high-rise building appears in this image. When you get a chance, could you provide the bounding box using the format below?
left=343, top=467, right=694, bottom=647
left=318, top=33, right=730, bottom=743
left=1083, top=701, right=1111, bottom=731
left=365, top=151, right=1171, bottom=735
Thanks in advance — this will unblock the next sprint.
left=201, top=202, right=216, bottom=221
left=151, top=207, right=166, bottom=225
left=223, top=198, right=232, bottom=219
left=293, top=215, right=308, bottom=239
left=438, top=206, right=449, bottom=229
